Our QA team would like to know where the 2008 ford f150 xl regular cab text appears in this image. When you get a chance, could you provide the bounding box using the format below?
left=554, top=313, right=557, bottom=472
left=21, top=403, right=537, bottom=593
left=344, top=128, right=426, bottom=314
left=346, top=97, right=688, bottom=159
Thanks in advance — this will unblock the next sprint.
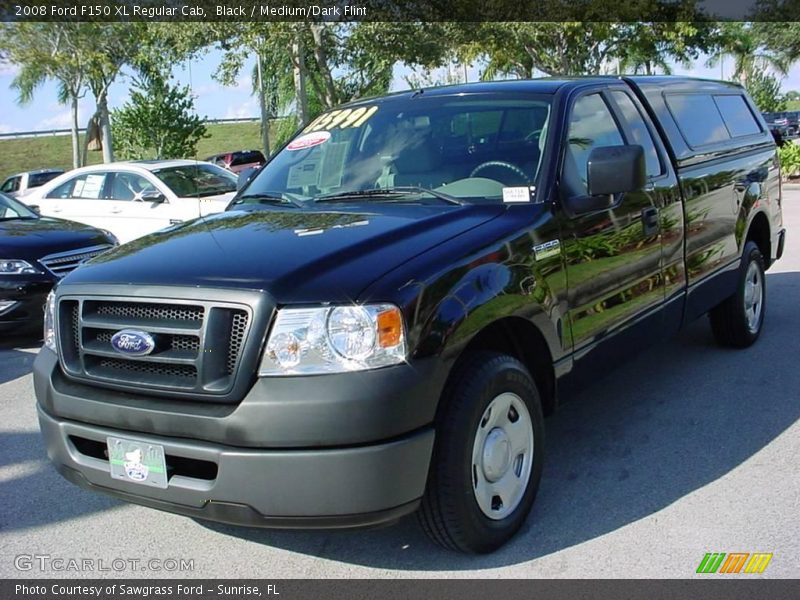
left=34, top=77, right=785, bottom=553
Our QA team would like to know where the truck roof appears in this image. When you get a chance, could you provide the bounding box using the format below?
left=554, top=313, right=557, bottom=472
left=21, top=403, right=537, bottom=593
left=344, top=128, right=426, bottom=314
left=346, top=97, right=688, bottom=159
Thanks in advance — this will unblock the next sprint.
left=343, top=76, right=744, bottom=106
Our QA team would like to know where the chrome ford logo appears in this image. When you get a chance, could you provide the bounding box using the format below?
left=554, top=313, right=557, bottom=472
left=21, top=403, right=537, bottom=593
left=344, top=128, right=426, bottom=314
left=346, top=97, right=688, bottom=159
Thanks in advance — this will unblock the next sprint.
left=110, top=329, right=156, bottom=357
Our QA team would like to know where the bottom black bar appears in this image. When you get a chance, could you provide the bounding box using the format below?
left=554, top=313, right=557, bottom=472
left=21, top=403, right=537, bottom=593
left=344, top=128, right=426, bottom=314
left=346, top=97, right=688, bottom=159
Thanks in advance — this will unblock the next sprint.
left=2, top=580, right=797, bottom=600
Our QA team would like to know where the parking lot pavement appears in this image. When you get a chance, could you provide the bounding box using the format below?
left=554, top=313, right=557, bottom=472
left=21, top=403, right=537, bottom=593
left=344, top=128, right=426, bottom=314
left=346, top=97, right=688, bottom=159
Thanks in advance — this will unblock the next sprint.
left=1, top=195, right=799, bottom=580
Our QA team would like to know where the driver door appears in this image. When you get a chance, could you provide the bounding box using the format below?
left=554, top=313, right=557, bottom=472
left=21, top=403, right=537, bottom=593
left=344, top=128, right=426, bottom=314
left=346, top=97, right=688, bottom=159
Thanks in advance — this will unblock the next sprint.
left=558, top=89, right=664, bottom=365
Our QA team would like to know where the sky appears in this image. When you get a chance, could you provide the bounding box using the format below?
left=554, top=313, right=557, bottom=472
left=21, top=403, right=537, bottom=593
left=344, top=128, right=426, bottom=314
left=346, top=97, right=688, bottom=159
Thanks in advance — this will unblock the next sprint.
left=2, top=46, right=800, bottom=135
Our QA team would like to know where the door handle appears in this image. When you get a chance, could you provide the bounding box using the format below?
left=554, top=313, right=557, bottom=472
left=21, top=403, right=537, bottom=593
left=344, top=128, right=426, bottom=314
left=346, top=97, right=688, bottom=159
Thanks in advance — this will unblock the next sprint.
left=641, top=207, right=659, bottom=236
left=52, top=206, right=62, bottom=213
left=111, top=207, right=123, bottom=214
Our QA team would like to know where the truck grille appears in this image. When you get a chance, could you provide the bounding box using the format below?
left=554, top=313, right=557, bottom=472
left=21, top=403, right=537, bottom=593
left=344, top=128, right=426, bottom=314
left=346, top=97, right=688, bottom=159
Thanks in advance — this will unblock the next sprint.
left=39, top=245, right=113, bottom=278
left=57, top=296, right=253, bottom=399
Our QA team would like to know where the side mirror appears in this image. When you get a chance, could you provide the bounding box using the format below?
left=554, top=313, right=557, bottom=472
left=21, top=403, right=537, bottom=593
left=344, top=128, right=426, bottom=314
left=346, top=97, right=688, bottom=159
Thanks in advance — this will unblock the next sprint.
left=587, top=145, right=646, bottom=196
left=140, top=190, right=167, bottom=204
left=237, top=167, right=258, bottom=191
left=29, top=204, right=41, bottom=214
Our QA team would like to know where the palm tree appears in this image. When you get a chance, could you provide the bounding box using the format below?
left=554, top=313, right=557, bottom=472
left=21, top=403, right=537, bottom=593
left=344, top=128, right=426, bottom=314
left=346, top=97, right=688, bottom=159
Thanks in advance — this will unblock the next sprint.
left=706, top=23, right=788, bottom=88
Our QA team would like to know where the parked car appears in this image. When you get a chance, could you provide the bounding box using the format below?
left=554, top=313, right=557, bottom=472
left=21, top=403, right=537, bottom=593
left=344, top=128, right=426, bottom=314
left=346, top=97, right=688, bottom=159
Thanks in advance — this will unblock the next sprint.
left=0, top=169, right=65, bottom=198
left=22, top=160, right=238, bottom=243
left=205, top=150, right=267, bottom=174
left=35, top=77, right=784, bottom=553
left=762, top=111, right=799, bottom=137
left=0, top=191, right=116, bottom=333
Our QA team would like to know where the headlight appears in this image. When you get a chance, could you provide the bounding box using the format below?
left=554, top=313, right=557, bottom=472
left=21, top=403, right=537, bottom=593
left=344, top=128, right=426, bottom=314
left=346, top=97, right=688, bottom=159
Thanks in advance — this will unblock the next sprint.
left=0, top=259, right=40, bottom=275
left=44, top=290, right=57, bottom=352
left=259, top=304, right=406, bottom=375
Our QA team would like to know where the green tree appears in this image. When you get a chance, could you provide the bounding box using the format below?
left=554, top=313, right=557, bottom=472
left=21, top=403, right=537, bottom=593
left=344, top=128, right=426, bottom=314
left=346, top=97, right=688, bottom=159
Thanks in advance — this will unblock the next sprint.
left=0, top=23, right=88, bottom=168
left=706, top=22, right=789, bottom=88
left=744, top=70, right=787, bottom=113
left=111, top=72, right=207, bottom=160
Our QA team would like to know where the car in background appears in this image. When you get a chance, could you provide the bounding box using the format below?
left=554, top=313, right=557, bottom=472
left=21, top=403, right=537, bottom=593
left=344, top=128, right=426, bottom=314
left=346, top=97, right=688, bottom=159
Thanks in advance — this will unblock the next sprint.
left=1, top=169, right=65, bottom=198
left=763, top=111, right=799, bottom=137
left=205, top=150, right=266, bottom=174
left=0, top=191, right=116, bottom=333
left=22, top=160, right=238, bottom=243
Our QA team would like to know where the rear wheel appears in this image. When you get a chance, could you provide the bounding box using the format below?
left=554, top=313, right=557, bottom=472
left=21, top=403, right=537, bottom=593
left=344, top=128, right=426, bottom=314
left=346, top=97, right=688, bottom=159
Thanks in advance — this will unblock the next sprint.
left=709, top=241, right=766, bottom=347
left=418, top=352, right=544, bottom=553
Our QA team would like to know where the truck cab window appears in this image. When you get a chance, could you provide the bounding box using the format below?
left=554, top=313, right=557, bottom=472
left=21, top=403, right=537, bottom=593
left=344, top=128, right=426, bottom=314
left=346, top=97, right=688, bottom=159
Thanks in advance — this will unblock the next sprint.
left=610, top=91, right=663, bottom=178
left=561, top=93, right=624, bottom=198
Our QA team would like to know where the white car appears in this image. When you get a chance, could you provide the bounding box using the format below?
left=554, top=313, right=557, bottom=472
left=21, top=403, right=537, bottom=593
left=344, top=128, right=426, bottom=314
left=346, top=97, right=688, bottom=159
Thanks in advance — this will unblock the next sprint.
left=1, top=169, right=65, bottom=198
left=23, top=160, right=238, bottom=243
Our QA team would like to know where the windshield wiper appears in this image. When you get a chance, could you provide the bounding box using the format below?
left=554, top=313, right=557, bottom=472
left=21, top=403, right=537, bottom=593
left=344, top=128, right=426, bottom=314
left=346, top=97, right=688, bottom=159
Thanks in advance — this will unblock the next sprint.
left=315, top=186, right=464, bottom=205
left=0, top=216, right=37, bottom=221
left=230, top=193, right=304, bottom=208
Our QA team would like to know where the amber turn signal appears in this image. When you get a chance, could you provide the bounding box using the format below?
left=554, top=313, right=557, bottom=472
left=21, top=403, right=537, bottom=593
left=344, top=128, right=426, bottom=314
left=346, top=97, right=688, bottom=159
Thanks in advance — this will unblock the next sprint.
left=376, top=307, right=403, bottom=348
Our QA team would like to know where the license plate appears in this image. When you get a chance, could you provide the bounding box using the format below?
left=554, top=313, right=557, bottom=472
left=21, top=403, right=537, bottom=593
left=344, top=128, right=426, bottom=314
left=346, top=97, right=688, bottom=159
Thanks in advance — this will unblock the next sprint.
left=107, top=436, right=168, bottom=489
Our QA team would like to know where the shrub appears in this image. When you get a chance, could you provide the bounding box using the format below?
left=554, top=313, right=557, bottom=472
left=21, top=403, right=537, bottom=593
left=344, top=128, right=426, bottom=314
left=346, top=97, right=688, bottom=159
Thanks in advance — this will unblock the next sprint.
left=778, top=142, right=800, bottom=179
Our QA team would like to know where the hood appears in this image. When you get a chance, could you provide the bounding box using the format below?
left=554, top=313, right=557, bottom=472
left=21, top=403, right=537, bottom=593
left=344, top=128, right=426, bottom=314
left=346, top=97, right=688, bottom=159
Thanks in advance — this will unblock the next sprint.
left=62, top=204, right=505, bottom=302
left=0, top=217, right=112, bottom=260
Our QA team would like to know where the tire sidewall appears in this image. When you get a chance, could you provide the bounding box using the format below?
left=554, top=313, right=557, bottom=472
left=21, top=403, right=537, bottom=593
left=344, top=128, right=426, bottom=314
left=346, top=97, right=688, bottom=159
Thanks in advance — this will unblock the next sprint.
left=736, top=241, right=767, bottom=343
left=438, top=356, right=545, bottom=552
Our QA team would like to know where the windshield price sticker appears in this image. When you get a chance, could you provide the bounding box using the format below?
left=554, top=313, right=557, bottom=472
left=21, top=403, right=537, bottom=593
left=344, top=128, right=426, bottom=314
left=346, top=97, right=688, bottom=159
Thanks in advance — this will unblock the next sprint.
left=304, top=105, right=379, bottom=133
left=502, top=186, right=533, bottom=203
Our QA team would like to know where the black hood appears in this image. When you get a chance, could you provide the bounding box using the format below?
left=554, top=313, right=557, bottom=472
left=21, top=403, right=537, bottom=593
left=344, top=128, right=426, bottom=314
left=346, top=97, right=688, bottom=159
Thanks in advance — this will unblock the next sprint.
left=0, top=217, right=113, bottom=262
left=62, top=204, right=505, bottom=302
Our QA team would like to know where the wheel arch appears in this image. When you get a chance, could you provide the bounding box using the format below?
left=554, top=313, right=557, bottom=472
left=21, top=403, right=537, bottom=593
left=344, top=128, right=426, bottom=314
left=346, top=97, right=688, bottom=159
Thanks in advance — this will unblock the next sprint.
left=442, top=317, right=557, bottom=417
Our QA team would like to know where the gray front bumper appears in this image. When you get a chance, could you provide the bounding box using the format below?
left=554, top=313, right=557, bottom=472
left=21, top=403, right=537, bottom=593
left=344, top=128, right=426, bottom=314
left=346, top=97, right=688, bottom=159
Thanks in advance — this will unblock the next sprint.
left=38, top=406, right=433, bottom=528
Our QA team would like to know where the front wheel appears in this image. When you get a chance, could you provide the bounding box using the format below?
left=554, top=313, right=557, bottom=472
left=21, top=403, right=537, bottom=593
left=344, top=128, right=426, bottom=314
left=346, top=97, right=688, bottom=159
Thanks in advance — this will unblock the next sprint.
left=418, top=352, right=545, bottom=553
left=709, top=240, right=766, bottom=347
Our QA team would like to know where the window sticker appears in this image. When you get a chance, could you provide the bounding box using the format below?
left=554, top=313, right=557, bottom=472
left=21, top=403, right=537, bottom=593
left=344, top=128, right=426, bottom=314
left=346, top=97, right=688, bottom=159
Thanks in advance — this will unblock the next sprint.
left=502, top=186, right=533, bottom=203
left=318, top=141, right=349, bottom=189
left=287, top=131, right=331, bottom=152
left=287, top=155, right=322, bottom=188
left=304, top=105, right=379, bottom=133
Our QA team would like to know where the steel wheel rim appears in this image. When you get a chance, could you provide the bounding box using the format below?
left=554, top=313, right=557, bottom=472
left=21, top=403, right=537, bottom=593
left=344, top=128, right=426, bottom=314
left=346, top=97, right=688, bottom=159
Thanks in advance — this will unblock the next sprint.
left=743, top=260, right=763, bottom=333
left=471, top=392, right=534, bottom=520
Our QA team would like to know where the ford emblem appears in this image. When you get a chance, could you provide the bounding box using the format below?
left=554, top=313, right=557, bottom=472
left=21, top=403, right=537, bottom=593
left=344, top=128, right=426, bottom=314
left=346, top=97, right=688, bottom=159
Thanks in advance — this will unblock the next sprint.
left=110, top=329, right=156, bottom=357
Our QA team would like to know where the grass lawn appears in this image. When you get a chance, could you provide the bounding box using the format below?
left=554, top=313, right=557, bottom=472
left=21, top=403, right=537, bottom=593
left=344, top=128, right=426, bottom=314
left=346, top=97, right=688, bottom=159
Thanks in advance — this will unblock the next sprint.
left=0, top=121, right=267, bottom=181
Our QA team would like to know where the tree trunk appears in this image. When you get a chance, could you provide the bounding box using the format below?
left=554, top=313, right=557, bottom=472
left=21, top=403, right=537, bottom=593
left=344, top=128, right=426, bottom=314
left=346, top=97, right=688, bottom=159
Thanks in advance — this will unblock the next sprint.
left=309, top=24, right=337, bottom=109
left=81, top=113, right=94, bottom=167
left=97, top=94, right=114, bottom=163
left=292, top=32, right=309, bottom=126
left=70, top=94, right=80, bottom=169
left=256, top=52, right=271, bottom=158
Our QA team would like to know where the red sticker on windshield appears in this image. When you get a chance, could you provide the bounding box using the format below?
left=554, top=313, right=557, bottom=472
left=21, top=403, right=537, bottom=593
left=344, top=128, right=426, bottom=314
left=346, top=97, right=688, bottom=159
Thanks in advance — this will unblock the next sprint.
left=287, top=131, right=331, bottom=151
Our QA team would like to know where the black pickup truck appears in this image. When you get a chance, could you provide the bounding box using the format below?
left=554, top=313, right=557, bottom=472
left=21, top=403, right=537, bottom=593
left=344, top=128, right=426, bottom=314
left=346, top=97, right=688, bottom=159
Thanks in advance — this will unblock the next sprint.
left=34, top=76, right=784, bottom=553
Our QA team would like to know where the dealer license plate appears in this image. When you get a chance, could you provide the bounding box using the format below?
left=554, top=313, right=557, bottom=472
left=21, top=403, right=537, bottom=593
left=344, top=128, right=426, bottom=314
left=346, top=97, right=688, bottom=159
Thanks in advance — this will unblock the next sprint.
left=107, top=436, right=168, bottom=489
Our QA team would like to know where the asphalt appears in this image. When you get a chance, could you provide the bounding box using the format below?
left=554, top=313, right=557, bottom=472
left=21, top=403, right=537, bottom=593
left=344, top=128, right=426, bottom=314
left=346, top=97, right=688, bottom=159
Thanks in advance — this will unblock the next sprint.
left=1, top=193, right=798, bottom=579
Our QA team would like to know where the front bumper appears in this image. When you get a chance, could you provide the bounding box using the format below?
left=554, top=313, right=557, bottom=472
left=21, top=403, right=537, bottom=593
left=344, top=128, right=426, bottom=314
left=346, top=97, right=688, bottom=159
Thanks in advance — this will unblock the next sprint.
left=0, top=277, right=52, bottom=330
left=38, top=406, right=433, bottom=527
left=34, top=346, right=442, bottom=527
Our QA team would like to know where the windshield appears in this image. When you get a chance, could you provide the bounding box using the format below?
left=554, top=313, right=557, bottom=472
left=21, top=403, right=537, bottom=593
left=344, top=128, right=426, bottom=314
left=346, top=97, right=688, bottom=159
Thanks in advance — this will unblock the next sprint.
left=152, top=164, right=237, bottom=198
left=28, top=171, right=64, bottom=188
left=0, top=191, right=37, bottom=219
left=238, top=94, right=552, bottom=205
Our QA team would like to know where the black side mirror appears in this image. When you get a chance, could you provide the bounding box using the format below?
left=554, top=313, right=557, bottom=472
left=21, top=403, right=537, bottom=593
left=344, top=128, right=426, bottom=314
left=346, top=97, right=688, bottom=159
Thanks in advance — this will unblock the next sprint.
left=29, top=204, right=41, bottom=214
left=140, top=190, right=166, bottom=204
left=237, top=167, right=258, bottom=191
left=587, top=145, right=646, bottom=196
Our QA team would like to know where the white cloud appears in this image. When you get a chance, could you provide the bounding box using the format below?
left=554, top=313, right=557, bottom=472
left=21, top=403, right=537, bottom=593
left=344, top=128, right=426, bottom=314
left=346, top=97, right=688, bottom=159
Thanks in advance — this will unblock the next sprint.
left=224, top=98, right=258, bottom=120
left=0, top=123, right=12, bottom=134
left=38, top=110, right=73, bottom=129
left=0, top=61, right=19, bottom=77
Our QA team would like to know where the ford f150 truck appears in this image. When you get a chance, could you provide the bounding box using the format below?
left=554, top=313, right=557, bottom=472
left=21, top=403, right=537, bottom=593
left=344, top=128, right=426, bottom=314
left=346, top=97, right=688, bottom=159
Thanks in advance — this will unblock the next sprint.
left=34, top=77, right=785, bottom=553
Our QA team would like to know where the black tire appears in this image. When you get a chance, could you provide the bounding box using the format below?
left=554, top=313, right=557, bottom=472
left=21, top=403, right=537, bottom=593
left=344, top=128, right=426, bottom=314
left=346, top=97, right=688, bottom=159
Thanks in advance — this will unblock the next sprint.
left=709, top=241, right=766, bottom=348
left=418, top=352, right=545, bottom=553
